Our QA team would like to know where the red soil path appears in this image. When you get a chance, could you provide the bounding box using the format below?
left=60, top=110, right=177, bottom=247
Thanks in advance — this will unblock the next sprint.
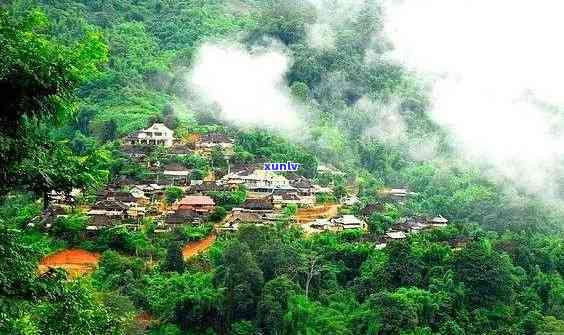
left=38, top=248, right=100, bottom=277
left=182, top=234, right=216, bottom=260
left=296, top=204, right=339, bottom=224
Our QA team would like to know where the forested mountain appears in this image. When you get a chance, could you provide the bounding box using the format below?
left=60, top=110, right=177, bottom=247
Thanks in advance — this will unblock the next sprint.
left=1, top=1, right=564, bottom=334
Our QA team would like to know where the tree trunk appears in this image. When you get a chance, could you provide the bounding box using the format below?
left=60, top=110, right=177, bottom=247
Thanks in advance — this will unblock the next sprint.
left=305, top=257, right=317, bottom=298
left=305, top=271, right=313, bottom=298
left=43, top=190, right=49, bottom=210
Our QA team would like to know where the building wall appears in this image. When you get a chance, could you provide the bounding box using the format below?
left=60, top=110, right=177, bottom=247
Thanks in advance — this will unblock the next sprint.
left=178, top=204, right=214, bottom=213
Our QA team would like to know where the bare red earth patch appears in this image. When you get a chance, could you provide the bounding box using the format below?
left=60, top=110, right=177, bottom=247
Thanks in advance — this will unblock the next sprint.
left=182, top=234, right=216, bottom=259
left=38, top=248, right=101, bottom=277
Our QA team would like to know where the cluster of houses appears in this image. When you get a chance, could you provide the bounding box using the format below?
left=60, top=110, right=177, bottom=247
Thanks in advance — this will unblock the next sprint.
left=364, top=211, right=449, bottom=249
left=85, top=183, right=219, bottom=232
left=80, top=158, right=336, bottom=232
left=86, top=184, right=165, bottom=230
left=301, top=194, right=449, bottom=244
left=121, top=123, right=235, bottom=160
left=378, top=187, right=418, bottom=203
left=35, top=122, right=452, bottom=245
left=194, top=133, right=235, bottom=157
left=307, top=215, right=367, bottom=232
left=218, top=196, right=283, bottom=231
left=215, top=167, right=339, bottom=231
left=218, top=169, right=330, bottom=207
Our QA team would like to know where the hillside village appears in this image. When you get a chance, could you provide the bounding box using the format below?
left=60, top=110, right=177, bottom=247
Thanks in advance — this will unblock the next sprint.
left=38, top=122, right=450, bottom=250
left=5, top=2, right=564, bottom=334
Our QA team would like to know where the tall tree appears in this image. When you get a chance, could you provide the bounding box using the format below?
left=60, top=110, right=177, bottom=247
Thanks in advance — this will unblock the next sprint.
left=163, top=241, right=185, bottom=273
left=216, top=240, right=264, bottom=329
left=0, top=5, right=107, bottom=192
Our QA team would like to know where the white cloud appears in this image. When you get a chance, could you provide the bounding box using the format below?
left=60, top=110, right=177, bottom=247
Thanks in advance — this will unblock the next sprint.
left=360, top=95, right=441, bottom=162
left=187, top=41, right=304, bottom=132
left=359, top=96, right=406, bottom=144
left=306, top=0, right=365, bottom=50
left=384, top=0, right=564, bottom=197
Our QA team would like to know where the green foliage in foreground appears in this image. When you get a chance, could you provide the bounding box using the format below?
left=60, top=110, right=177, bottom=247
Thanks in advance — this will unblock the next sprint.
left=3, top=217, right=564, bottom=334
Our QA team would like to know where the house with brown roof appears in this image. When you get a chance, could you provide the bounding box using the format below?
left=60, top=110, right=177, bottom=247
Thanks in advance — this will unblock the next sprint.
left=309, top=218, right=332, bottom=231
left=165, top=209, right=200, bottom=226
left=289, top=177, right=315, bottom=196
left=218, top=207, right=282, bottom=231
left=162, top=162, right=191, bottom=176
left=176, top=195, right=215, bottom=214
left=272, top=192, right=315, bottom=208
left=195, top=133, right=234, bottom=156
left=87, top=200, right=129, bottom=227
left=108, top=176, right=139, bottom=188
left=131, top=184, right=165, bottom=202
left=330, top=215, right=367, bottom=230
left=120, top=145, right=153, bottom=158
left=240, top=196, right=274, bottom=211
left=392, top=215, right=448, bottom=234
left=98, top=188, right=149, bottom=206
left=109, top=191, right=137, bottom=204
left=189, top=181, right=224, bottom=194
left=170, top=144, right=193, bottom=156
left=162, top=162, right=191, bottom=185
left=391, top=217, right=425, bottom=233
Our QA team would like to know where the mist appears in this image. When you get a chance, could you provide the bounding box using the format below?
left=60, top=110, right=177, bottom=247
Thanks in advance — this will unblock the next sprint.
left=384, top=0, right=564, bottom=198
left=306, top=0, right=365, bottom=50
left=187, top=41, right=304, bottom=133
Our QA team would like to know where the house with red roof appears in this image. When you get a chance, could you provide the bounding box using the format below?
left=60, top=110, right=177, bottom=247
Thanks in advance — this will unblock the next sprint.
left=176, top=195, right=215, bottom=214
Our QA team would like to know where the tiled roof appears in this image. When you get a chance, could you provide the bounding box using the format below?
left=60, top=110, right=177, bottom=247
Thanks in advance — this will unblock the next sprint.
left=145, top=123, right=173, bottom=133
left=199, top=133, right=233, bottom=143
left=170, top=144, right=192, bottom=154
left=225, top=212, right=263, bottom=224
left=190, top=182, right=223, bottom=193
left=241, top=197, right=273, bottom=210
left=163, top=162, right=189, bottom=171
left=165, top=209, right=199, bottom=224
left=178, top=196, right=215, bottom=206
left=281, top=193, right=301, bottom=200
left=91, top=200, right=128, bottom=211
left=290, top=177, right=313, bottom=188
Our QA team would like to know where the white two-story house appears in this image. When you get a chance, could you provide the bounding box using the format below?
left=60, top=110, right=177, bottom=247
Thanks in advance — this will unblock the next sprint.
left=125, top=123, right=174, bottom=147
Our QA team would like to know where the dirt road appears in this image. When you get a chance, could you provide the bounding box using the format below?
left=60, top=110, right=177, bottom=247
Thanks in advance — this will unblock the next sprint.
left=182, top=234, right=216, bottom=259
